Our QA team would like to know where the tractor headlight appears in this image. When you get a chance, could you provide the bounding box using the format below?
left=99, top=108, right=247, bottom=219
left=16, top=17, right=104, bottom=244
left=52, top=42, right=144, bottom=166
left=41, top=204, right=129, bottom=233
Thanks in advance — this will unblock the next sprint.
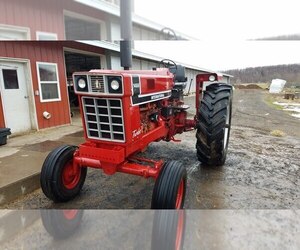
left=110, top=80, right=120, bottom=90
left=74, top=75, right=88, bottom=92
left=78, top=78, right=87, bottom=89
left=209, top=75, right=216, bottom=82
left=107, top=76, right=122, bottom=94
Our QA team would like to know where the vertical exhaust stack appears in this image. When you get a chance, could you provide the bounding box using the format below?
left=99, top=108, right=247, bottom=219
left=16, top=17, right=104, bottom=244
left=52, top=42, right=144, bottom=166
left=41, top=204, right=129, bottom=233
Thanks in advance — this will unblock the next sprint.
left=120, top=0, right=132, bottom=70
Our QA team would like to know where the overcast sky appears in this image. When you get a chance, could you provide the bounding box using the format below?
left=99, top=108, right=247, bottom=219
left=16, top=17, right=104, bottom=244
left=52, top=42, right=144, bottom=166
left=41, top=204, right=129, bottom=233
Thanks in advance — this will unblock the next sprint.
left=135, top=41, right=300, bottom=71
left=134, top=0, right=300, bottom=71
left=135, top=0, right=300, bottom=40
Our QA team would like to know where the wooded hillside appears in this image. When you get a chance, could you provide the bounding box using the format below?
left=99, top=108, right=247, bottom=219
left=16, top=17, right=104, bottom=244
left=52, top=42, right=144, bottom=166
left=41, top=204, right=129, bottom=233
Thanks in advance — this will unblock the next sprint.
left=255, top=34, right=300, bottom=40
left=224, top=64, right=300, bottom=84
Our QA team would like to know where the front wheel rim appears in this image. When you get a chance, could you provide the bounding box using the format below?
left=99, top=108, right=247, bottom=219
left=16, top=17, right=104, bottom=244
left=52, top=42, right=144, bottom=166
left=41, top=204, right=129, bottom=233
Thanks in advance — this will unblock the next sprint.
left=63, top=210, right=78, bottom=220
left=62, top=160, right=81, bottom=190
left=175, top=180, right=184, bottom=209
left=175, top=210, right=184, bottom=250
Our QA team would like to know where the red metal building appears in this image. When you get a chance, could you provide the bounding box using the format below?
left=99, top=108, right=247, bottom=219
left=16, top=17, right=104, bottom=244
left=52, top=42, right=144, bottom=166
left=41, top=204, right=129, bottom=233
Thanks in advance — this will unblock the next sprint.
left=0, top=0, right=108, bottom=40
left=0, top=0, right=193, bottom=41
left=0, top=41, right=105, bottom=134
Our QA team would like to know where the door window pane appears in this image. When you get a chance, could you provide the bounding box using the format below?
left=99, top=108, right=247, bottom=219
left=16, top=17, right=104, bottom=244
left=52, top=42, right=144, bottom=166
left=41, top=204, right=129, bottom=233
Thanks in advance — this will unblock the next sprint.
left=2, top=69, right=19, bottom=89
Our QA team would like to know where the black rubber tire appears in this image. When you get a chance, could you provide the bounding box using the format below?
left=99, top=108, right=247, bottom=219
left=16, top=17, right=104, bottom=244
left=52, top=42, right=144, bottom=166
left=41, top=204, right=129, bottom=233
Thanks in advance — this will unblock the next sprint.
left=196, top=83, right=232, bottom=166
left=151, top=161, right=187, bottom=209
left=151, top=210, right=186, bottom=250
left=41, top=210, right=83, bottom=239
left=40, top=145, right=87, bottom=202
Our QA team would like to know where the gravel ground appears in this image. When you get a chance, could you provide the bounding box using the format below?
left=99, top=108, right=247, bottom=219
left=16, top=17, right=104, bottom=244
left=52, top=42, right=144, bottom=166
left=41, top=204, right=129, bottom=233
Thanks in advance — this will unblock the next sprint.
left=2, top=89, right=300, bottom=209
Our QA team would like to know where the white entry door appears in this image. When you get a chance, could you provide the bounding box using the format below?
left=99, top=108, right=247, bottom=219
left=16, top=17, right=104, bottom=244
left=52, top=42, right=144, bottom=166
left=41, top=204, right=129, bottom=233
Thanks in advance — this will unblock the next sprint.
left=0, top=61, right=32, bottom=133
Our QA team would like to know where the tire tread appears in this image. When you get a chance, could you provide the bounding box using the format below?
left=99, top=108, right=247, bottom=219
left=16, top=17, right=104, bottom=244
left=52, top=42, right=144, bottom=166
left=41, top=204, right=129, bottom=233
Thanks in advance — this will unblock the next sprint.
left=196, top=83, right=232, bottom=166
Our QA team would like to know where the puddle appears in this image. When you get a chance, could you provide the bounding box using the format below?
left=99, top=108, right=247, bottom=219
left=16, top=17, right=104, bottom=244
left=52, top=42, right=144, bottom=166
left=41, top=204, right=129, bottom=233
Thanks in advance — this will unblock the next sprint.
left=23, top=140, right=64, bottom=153
left=273, top=101, right=300, bottom=119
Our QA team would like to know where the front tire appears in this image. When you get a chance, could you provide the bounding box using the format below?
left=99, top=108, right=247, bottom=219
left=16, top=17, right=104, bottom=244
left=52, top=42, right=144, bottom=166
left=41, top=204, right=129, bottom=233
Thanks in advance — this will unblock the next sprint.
left=151, top=161, right=187, bottom=209
left=196, top=83, right=232, bottom=166
left=40, top=145, right=87, bottom=202
left=151, top=210, right=186, bottom=250
left=41, top=210, right=83, bottom=239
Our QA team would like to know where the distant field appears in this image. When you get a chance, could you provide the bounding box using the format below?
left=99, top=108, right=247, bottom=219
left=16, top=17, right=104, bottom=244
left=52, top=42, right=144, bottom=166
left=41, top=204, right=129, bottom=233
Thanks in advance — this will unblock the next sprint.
left=234, top=83, right=300, bottom=94
left=234, top=83, right=263, bottom=89
left=265, top=92, right=300, bottom=104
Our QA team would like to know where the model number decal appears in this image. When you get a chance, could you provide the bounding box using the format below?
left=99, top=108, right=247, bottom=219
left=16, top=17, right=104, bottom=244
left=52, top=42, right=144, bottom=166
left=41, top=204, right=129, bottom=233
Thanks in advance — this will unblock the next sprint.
left=131, top=91, right=171, bottom=106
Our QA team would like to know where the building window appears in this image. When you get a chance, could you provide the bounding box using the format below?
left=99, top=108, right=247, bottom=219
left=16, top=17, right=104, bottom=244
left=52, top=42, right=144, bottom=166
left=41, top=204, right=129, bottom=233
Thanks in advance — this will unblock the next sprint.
left=36, top=62, right=61, bottom=102
left=36, top=31, right=58, bottom=40
left=64, top=14, right=105, bottom=40
left=103, top=0, right=120, bottom=6
left=0, top=24, right=29, bottom=40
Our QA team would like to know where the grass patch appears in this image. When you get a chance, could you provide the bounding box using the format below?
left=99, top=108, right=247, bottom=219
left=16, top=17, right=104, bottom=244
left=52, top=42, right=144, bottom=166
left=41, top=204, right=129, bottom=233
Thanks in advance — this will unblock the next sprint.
left=264, top=94, right=284, bottom=110
left=270, top=130, right=285, bottom=137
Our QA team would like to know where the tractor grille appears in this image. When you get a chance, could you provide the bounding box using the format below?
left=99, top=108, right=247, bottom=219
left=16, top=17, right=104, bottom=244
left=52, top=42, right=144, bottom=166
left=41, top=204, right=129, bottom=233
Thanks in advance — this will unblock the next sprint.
left=90, top=75, right=105, bottom=93
left=82, top=97, right=125, bottom=142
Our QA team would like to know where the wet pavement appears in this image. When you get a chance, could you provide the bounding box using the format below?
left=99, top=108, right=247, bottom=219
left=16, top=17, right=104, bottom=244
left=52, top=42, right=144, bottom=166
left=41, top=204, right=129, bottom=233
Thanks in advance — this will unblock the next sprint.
left=1, top=89, right=300, bottom=209
left=0, top=129, right=84, bottom=205
left=1, top=210, right=300, bottom=249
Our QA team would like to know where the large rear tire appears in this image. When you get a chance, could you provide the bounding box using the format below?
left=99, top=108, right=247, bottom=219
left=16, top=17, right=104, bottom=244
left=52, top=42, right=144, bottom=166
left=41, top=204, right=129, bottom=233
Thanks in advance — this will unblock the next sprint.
left=196, top=83, right=232, bottom=166
left=151, top=161, right=187, bottom=209
left=40, top=145, right=87, bottom=202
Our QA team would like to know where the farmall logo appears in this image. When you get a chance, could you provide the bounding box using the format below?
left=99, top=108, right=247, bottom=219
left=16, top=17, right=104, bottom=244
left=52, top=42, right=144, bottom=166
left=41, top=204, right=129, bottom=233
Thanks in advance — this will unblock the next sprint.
left=151, top=94, right=164, bottom=100
left=132, top=127, right=143, bottom=138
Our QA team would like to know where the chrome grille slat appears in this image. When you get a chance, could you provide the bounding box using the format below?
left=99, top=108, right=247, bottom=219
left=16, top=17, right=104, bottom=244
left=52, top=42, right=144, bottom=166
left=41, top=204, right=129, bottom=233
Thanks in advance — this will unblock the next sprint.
left=82, top=97, right=125, bottom=142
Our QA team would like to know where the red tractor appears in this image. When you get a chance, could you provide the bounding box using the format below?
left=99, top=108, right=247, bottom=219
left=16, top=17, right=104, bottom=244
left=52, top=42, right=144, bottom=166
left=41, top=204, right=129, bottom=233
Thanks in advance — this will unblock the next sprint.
left=40, top=59, right=233, bottom=209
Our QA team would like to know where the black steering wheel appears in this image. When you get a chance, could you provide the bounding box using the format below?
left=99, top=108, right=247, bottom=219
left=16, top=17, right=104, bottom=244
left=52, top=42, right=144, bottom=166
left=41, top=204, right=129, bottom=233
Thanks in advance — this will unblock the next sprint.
left=159, top=59, right=178, bottom=73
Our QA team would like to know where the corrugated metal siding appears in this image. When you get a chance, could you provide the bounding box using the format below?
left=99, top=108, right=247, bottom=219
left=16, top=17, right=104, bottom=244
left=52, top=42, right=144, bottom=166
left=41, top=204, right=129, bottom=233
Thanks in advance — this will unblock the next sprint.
left=0, top=0, right=108, bottom=40
left=0, top=0, right=64, bottom=39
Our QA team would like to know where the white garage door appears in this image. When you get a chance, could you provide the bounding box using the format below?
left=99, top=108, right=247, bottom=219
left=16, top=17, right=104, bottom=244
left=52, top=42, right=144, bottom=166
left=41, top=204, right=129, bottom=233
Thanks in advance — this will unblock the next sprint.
left=0, top=61, right=32, bottom=133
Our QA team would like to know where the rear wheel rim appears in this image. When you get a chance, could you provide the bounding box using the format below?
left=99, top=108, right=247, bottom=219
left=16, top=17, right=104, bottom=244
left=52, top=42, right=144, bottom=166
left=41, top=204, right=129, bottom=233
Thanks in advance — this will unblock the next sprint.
left=223, top=104, right=230, bottom=149
left=175, top=180, right=184, bottom=209
left=62, top=160, right=81, bottom=190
